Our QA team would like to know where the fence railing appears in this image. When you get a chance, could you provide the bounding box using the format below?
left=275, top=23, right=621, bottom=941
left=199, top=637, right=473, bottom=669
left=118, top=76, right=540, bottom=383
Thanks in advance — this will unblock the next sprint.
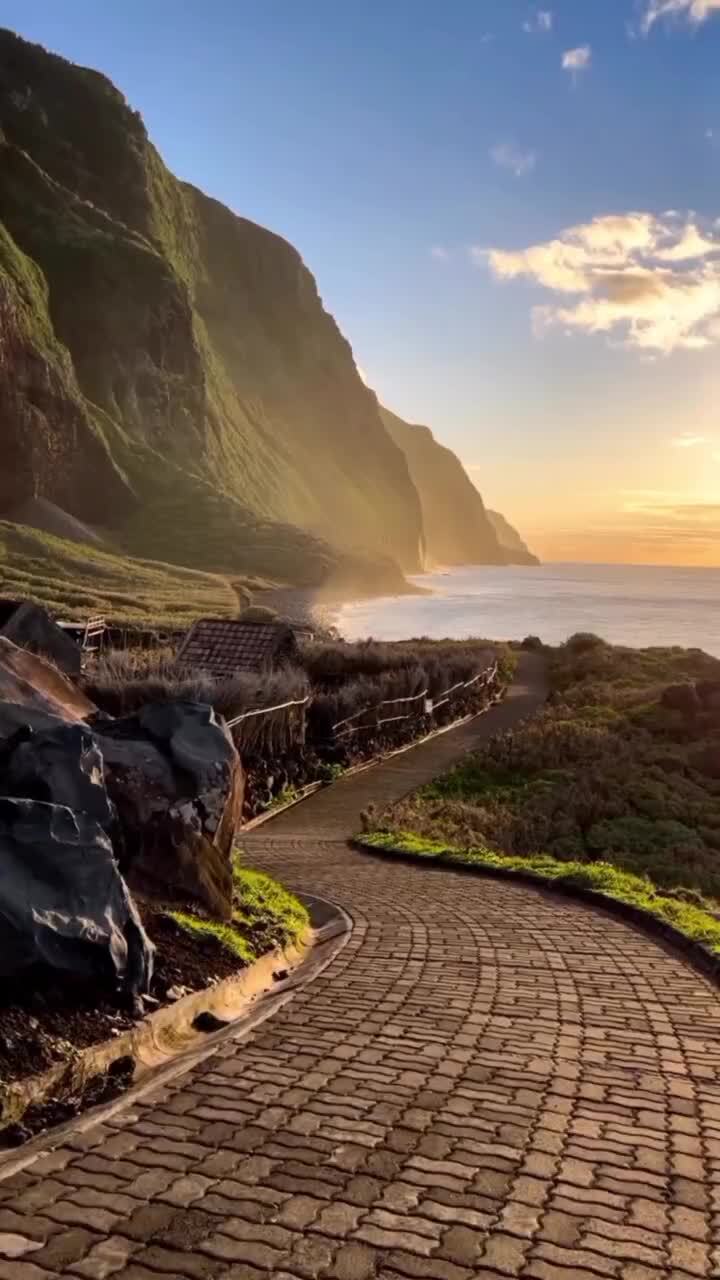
left=331, top=660, right=499, bottom=740
left=225, top=695, right=311, bottom=730
left=224, top=660, right=499, bottom=742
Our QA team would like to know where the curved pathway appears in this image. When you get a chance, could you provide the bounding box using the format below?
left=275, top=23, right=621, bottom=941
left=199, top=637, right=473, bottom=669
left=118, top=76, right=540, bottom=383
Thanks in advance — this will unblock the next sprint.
left=2, top=654, right=720, bottom=1279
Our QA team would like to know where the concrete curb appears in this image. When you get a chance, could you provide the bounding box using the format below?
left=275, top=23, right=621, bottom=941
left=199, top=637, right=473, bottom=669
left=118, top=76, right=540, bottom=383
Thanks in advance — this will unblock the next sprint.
left=0, top=892, right=352, bottom=1175
left=355, top=839, right=720, bottom=986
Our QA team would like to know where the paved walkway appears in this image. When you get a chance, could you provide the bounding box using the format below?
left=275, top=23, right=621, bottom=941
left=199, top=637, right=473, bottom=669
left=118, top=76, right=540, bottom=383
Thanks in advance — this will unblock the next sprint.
left=3, top=654, right=720, bottom=1279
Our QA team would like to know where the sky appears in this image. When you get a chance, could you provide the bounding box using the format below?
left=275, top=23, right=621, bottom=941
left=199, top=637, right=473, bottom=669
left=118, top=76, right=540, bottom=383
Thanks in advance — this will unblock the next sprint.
left=3, top=0, right=720, bottom=565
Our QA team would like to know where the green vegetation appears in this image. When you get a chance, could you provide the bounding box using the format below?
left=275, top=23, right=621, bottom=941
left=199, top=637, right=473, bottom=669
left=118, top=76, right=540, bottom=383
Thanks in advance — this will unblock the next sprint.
left=169, top=864, right=309, bottom=966
left=373, top=635, right=720, bottom=905
left=0, top=521, right=236, bottom=626
left=0, top=29, right=424, bottom=584
left=0, top=28, right=536, bottom=595
left=359, top=831, right=720, bottom=956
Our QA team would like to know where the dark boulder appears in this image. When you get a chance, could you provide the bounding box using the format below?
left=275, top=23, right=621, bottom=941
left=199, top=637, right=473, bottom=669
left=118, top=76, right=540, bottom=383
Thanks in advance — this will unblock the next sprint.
left=0, top=601, right=82, bottom=679
left=0, top=797, right=153, bottom=994
left=0, top=637, right=95, bottom=737
left=4, top=722, right=113, bottom=828
left=98, top=701, right=244, bottom=921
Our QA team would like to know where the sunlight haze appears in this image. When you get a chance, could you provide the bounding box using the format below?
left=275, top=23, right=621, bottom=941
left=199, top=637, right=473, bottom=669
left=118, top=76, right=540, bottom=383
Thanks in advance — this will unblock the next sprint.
left=4, top=0, right=720, bottom=565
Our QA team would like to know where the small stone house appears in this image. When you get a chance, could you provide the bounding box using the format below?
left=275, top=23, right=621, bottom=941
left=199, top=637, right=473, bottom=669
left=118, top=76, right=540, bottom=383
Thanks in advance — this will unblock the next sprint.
left=177, top=618, right=300, bottom=679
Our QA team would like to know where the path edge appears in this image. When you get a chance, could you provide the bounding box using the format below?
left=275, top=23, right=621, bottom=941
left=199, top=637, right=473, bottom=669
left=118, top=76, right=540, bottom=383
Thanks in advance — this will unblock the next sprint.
left=0, top=892, right=352, bottom=1178
left=354, top=837, right=720, bottom=986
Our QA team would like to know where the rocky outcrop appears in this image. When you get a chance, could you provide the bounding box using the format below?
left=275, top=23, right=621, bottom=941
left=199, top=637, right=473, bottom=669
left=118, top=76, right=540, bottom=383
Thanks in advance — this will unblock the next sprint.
left=0, top=796, right=153, bottom=994
left=0, top=636, right=94, bottom=735
left=98, top=702, right=244, bottom=921
left=0, top=601, right=82, bottom=677
left=486, top=511, right=540, bottom=566
left=0, top=640, right=243, bottom=991
left=380, top=406, right=506, bottom=566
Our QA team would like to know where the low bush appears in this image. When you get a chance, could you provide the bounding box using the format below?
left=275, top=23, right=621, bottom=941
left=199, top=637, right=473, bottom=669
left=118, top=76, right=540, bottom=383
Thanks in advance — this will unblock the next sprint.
left=376, top=638, right=720, bottom=906
left=85, top=636, right=509, bottom=822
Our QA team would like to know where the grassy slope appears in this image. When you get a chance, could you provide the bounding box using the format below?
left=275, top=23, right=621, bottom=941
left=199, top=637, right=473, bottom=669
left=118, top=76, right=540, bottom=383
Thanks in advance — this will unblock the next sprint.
left=0, top=521, right=237, bottom=626
left=170, top=864, right=309, bottom=965
left=368, top=635, right=720, bottom=903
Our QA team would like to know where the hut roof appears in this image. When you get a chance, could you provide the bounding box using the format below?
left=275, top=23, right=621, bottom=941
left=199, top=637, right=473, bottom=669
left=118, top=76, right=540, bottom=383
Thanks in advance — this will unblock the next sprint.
left=177, top=618, right=299, bottom=678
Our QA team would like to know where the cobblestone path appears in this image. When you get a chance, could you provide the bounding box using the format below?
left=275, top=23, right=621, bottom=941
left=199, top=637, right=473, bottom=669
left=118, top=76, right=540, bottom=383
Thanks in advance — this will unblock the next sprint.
left=2, top=654, right=720, bottom=1279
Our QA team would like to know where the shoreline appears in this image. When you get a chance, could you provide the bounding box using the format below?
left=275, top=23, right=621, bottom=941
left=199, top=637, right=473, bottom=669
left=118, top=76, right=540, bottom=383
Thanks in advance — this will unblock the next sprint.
left=254, top=583, right=417, bottom=634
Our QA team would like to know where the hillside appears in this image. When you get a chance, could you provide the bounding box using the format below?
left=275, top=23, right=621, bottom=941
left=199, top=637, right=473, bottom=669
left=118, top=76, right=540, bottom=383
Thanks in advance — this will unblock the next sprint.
left=0, top=30, right=423, bottom=583
left=0, top=29, right=535, bottom=598
left=381, top=406, right=536, bottom=567
left=0, top=521, right=239, bottom=627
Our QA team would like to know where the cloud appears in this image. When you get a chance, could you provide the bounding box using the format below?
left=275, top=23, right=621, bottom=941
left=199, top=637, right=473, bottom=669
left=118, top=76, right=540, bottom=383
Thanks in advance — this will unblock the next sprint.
left=523, top=10, right=553, bottom=33
left=562, top=45, right=591, bottom=76
left=478, top=211, right=720, bottom=354
left=430, top=246, right=450, bottom=261
left=490, top=142, right=537, bottom=178
left=642, top=0, right=720, bottom=32
left=670, top=433, right=707, bottom=446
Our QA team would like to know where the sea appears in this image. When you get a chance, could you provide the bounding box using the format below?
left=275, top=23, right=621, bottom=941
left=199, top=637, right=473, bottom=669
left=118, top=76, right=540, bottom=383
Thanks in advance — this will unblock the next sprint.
left=336, top=562, right=720, bottom=658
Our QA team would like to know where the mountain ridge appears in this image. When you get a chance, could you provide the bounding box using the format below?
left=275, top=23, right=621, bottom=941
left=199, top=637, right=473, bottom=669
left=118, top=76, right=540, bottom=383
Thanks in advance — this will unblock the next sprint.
left=0, top=28, right=537, bottom=597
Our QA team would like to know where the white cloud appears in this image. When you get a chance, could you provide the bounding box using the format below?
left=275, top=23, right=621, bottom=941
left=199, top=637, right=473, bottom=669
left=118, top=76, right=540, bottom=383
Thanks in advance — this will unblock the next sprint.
left=478, top=211, right=720, bottom=354
left=490, top=142, right=537, bottom=178
left=670, top=433, right=707, bottom=446
left=523, top=10, right=553, bottom=33
left=562, top=45, right=592, bottom=76
left=642, top=0, right=720, bottom=32
left=430, top=245, right=450, bottom=261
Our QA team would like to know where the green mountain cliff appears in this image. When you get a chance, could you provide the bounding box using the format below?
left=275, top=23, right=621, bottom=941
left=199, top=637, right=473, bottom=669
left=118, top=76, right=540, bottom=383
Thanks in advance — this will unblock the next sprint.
left=0, top=30, right=536, bottom=600
left=381, top=406, right=536, bottom=567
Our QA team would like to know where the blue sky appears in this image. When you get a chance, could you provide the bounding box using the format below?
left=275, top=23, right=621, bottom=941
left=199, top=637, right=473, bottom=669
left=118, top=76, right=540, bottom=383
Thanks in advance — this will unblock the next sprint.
left=4, top=0, right=720, bottom=562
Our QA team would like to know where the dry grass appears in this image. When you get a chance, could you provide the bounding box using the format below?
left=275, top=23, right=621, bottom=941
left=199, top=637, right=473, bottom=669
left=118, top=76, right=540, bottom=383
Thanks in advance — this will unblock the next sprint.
left=84, top=648, right=310, bottom=754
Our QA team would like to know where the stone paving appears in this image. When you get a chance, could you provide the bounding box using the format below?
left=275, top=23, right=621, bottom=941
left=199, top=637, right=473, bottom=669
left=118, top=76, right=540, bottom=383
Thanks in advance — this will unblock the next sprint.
left=2, top=654, right=720, bottom=1278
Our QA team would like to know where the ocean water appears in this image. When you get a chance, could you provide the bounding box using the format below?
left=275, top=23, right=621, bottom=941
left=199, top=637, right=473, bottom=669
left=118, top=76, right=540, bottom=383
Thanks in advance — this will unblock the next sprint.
left=336, top=563, right=720, bottom=657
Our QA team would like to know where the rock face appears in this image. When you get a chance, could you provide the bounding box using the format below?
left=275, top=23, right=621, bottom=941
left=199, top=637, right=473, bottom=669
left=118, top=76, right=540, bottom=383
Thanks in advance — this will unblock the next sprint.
left=0, top=637, right=95, bottom=737
left=0, top=29, right=423, bottom=584
left=5, top=722, right=112, bottom=828
left=98, top=702, right=244, bottom=921
left=486, top=511, right=540, bottom=567
left=0, top=601, right=82, bottom=678
left=380, top=405, right=538, bottom=567
left=0, top=796, right=153, bottom=994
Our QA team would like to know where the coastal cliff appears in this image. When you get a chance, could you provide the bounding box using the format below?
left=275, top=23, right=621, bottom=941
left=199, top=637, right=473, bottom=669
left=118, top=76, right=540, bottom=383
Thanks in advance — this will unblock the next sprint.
left=0, top=29, right=536, bottom=596
left=487, top=510, right=540, bottom=567
left=381, top=406, right=537, bottom=567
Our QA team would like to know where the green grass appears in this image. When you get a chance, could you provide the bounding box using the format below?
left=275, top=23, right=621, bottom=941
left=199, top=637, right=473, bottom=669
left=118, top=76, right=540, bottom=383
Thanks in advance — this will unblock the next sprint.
left=380, top=636, right=720, bottom=903
left=0, top=521, right=237, bottom=626
left=360, top=831, right=720, bottom=957
left=169, top=864, right=309, bottom=966
left=167, top=912, right=255, bottom=964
